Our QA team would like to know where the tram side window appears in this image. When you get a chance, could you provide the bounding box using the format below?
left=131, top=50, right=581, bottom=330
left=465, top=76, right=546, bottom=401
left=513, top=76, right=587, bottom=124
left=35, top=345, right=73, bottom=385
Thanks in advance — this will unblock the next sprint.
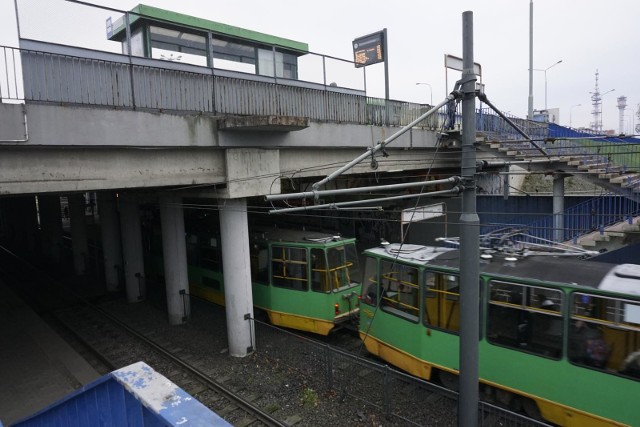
left=570, top=293, right=640, bottom=378
left=380, top=261, right=419, bottom=323
left=326, top=245, right=359, bottom=291
left=362, top=257, right=381, bottom=306
left=271, top=246, right=308, bottom=291
left=310, top=248, right=329, bottom=292
left=486, top=281, right=563, bottom=359
left=423, top=272, right=460, bottom=332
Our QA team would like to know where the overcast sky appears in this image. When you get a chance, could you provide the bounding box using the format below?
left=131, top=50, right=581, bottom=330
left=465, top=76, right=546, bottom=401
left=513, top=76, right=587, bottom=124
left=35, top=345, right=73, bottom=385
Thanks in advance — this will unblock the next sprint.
left=2, top=0, right=639, bottom=132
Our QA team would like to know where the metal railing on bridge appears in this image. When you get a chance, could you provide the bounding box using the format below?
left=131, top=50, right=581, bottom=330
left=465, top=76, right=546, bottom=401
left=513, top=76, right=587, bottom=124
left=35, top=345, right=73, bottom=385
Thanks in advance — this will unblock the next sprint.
left=2, top=40, right=545, bottom=135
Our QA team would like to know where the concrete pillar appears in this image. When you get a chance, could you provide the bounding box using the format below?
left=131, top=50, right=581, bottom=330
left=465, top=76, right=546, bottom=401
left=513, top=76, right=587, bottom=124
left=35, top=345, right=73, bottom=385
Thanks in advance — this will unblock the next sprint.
left=4, top=197, right=30, bottom=251
left=16, top=196, right=39, bottom=254
left=68, top=194, right=88, bottom=275
left=503, top=166, right=510, bottom=200
left=38, top=195, right=63, bottom=264
left=119, top=193, right=145, bottom=302
left=553, top=174, right=565, bottom=242
left=97, top=192, right=123, bottom=292
left=1, top=198, right=22, bottom=247
left=218, top=198, right=255, bottom=357
left=160, top=194, right=190, bottom=325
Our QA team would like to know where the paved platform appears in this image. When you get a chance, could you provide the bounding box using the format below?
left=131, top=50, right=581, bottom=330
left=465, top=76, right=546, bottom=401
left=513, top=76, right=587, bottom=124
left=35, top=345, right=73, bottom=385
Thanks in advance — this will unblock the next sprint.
left=0, top=282, right=100, bottom=426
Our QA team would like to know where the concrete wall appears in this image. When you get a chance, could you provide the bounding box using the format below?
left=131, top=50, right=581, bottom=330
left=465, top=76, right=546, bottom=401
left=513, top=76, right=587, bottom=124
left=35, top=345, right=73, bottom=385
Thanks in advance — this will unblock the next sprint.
left=0, top=103, right=451, bottom=196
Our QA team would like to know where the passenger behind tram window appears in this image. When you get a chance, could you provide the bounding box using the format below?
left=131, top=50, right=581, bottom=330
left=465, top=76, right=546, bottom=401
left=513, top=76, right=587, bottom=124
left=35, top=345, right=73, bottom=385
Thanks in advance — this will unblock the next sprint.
left=539, top=299, right=562, bottom=337
left=517, top=309, right=532, bottom=348
left=569, top=319, right=610, bottom=368
left=364, top=282, right=384, bottom=306
left=620, top=350, right=640, bottom=378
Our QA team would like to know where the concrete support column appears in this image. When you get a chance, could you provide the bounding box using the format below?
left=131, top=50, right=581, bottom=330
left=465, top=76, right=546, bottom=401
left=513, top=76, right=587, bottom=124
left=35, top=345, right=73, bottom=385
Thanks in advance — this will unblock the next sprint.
left=15, top=196, right=39, bottom=254
left=97, top=192, right=123, bottom=292
left=119, top=193, right=145, bottom=302
left=553, top=174, right=565, bottom=242
left=503, top=166, right=510, bottom=200
left=38, top=195, right=63, bottom=264
left=160, top=194, right=190, bottom=325
left=68, top=194, right=88, bottom=275
left=218, top=198, right=255, bottom=357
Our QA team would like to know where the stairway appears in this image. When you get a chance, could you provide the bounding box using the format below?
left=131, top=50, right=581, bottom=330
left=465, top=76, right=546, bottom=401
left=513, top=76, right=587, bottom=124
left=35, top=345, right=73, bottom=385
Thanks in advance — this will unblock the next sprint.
left=477, top=130, right=640, bottom=254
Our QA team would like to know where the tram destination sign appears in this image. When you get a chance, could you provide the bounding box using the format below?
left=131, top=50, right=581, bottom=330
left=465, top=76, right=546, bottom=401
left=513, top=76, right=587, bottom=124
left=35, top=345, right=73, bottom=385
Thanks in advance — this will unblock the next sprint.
left=352, top=31, right=385, bottom=68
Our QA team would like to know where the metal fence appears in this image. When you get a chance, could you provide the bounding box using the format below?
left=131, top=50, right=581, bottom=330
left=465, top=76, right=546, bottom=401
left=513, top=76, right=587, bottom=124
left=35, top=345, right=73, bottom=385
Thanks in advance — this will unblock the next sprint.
left=479, top=193, right=640, bottom=244
left=253, top=319, right=550, bottom=426
left=3, top=40, right=550, bottom=134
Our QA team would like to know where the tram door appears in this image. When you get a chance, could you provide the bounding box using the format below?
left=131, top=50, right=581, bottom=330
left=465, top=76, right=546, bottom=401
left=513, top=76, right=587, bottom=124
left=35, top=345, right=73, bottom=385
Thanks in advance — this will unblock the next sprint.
left=423, top=271, right=460, bottom=332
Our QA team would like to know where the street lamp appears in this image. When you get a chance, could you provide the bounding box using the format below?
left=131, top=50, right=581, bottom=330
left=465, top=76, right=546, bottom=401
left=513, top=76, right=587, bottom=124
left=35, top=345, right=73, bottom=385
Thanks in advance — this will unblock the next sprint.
left=533, top=59, right=563, bottom=110
left=600, top=89, right=615, bottom=132
left=415, top=82, right=433, bottom=105
left=569, top=103, right=581, bottom=128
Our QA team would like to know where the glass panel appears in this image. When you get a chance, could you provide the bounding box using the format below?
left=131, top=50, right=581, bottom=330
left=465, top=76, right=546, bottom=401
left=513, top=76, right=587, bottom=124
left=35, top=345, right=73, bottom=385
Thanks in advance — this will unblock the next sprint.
left=310, top=248, right=329, bottom=292
left=149, top=25, right=208, bottom=66
left=380, top=261, right=419, bottom=323
left=121, top=28, right=145, bottom=56
left=571, top=293, right=640, bottom=378
left=423, top=272, right=459, bottom=332
left=362, top=257, right=380, bottom=306
left=211, top=37, right=256, bottom=73
left=271, top=246, right=307, bottom=291
left=324, top=243, right=360, bottom=291
left=258, top=48, right=298, bottom=78
left=487, top=281, right=562, bottom=358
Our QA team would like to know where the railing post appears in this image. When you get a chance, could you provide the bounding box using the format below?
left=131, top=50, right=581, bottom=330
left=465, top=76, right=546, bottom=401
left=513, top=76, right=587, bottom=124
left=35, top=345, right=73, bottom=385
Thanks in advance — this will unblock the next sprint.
left=325, top=344, right=333, bottom=391
left=180, top=289, right=188, bottom=322
left=383, top=365, right=391, bottom=419
left=135, top=272, right=144, bottom=300
left=125, top=12, right=136, bottom=109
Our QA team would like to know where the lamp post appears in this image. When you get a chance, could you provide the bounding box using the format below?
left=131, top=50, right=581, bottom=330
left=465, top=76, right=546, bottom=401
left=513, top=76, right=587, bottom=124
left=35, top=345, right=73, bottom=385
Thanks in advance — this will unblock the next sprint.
left=415, top=82, right=433, bottom=105
left=600, top=89, right=615, bottom=132
left=569, top=103, right=581, bottom=128
left=533, top=59, right=562, bottom=110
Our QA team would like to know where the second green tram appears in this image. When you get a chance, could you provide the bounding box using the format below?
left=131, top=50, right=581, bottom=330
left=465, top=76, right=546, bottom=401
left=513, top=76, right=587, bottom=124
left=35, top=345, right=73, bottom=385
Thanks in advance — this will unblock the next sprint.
left=359, top=242, right=640, bottom=426
left=147, top=226, right=361, bottom=335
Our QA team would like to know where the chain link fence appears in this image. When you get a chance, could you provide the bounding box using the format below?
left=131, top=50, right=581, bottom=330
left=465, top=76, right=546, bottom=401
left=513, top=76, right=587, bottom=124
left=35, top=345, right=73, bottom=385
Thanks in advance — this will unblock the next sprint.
left=253, top=318, right=551, bottom=426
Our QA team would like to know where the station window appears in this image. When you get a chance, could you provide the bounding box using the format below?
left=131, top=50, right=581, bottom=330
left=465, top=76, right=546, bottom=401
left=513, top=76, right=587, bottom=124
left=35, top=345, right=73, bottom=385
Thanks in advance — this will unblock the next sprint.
left=379, top=261, right=419, bottom=323
left=423, top=272, right=460, bottom=332
left=271, top=246, right=308, bottom=291
left=257, top=48, right=299, bottom=79
left=570, top=293, right=640, bottom=379
left=487, top=281, right=562, bottom=359
left=149, top=25, right=208, bottom=66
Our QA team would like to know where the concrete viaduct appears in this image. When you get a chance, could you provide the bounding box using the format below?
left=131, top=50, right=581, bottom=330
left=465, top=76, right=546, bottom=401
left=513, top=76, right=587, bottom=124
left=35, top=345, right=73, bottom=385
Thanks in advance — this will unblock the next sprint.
left=0, top=37, right=502, bottom=357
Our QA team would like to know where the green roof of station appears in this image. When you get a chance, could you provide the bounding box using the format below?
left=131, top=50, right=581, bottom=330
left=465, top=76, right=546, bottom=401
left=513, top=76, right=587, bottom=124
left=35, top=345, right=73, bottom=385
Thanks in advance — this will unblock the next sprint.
left=110, top=4, right=309, bottom=54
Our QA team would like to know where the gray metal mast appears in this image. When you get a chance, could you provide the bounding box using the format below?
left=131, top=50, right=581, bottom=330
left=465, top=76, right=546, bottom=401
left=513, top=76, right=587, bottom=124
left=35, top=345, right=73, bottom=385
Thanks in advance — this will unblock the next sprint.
left=459, top=10, right=480, bottom=427
left=527, top=0, right=534, bottom=120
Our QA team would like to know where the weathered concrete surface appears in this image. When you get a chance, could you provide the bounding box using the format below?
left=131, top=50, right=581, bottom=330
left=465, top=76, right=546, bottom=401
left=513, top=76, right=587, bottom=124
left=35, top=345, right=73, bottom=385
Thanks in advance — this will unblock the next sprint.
left=22, top=104, right=219, bottom=147
left=0, top=147, right=226, bottom=195
left=0, top=103, right=28, bottom=142
left=0, top=103, right=448, bottom=196
left=222, top=148, right=281, bottom=198
left=218, top=115, right=309, bottom=131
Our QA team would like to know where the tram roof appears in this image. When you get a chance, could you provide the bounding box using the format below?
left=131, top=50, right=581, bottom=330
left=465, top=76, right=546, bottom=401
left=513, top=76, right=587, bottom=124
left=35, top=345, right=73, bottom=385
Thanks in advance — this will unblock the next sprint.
left=109, top=4, right=309, bottom=54
left=433, top=250, right=614, bottom=289
left=254, top=228, right=355, bottom=246
left=365, top=243, right=617, bottom=289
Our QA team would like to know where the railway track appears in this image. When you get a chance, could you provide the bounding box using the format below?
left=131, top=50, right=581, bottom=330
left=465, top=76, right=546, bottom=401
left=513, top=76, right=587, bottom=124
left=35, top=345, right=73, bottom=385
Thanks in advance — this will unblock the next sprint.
left=0, top=244, right=545, bottom=426
left=52, top=303, right=292, bottom=427
left=0, top=246, right=297, bottom=427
